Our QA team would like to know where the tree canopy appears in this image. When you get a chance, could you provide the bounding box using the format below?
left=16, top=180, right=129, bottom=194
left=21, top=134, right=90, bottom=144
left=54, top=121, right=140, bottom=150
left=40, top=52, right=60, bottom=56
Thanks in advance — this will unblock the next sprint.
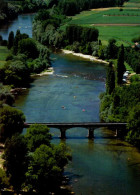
left=0, top=106, right=25, bottom=142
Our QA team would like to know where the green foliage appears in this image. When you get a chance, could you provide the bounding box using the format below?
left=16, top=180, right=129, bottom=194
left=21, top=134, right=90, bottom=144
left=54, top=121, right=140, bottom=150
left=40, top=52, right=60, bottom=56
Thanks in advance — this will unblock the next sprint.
left=106, top=61, right=115, bottom=94
left=90, top=41, right=99, bottom=56
left=0, top=0, right=19, bottom=23
left=132, top=35, right=140, bottom=43
left=2, top=60, right=30, bottom=87
left=12, top=30, right=29, bottom=55
left=0, top=85, right=15, bottom=106
left=7, top=31, right=14, bottom=50
left=66, top=25, right=98, bottom=45
left=100, top=92, right=112, bottom=122
left=58, top=0, right=125, bottom=16
left=3, top=134, right=28, bottom=192
left=130, top=74, right=140, bottom=83
left=1, top=123, right=71, bottom=193
left=18, top=38, right=39, bottom=59
left=106, top=39, right=118, bottom=59
left=58, top=0, right=79, bottom=16
left=98, top=45, right=105, bottom=59
left=126, top=103, right=140, bottom=147
left=26, top=143, right=71, bottom=194
left=13, top=29, right=21, bottom=55
left=25, top=124, right=52, bottom=152
left=124, top=47, right=140, bottom=73
left=100, top=83, right=140, bottom=123
left=0, top=168, right=10, bottom=190
left=0, top=106, right=25, bottom=142
left=116, top=44, right=125, bottom=85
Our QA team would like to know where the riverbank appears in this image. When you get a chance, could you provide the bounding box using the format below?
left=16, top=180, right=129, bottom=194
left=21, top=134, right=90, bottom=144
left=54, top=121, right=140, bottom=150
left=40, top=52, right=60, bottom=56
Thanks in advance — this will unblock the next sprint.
left=62, top=49, right=109, bottom=64
left=32, top=67, right=54, bottom=76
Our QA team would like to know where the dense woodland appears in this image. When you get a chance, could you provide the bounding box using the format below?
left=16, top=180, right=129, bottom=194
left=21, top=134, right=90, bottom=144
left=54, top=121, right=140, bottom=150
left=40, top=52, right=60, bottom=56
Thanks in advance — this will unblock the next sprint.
left=0, top=0, right=19, bottom=23
left=0, top=30, right=51, bottom=88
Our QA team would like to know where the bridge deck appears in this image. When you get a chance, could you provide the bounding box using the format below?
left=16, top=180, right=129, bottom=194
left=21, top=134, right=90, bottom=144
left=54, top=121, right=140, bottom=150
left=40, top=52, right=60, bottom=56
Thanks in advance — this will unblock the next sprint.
left=24, top=122, right=127, bottom=139
left=24, top=122, right=127, bottom=128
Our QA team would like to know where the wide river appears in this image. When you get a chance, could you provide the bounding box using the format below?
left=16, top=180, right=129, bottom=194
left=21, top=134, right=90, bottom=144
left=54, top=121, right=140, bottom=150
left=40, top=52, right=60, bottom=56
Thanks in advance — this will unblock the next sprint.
left=1, top=14, right=140, bottom=195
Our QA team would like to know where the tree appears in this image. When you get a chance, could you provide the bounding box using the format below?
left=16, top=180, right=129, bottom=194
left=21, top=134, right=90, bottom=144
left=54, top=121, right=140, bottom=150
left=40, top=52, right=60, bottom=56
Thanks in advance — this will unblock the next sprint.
left=106, top=39, right=118, bottom=59
left=126, top=103, right=140, bottom=147
left=18, top=38, right=39, bottom=59
left=13, top=29, right=21, bottom=55
left=3, top=134, right=28, bottom=193
left=0, top=106, right=25, bottom=142
left=26, top=143, right=71, bottom=194
left=4, top=60, right=30, bottom=87
left=7, top=31, right=14, bottom=49
left=106, top=61, right=115, bottom=94
left=116, top=44, right=126, bottom=85
left=25, top=124, right=52, bottom=152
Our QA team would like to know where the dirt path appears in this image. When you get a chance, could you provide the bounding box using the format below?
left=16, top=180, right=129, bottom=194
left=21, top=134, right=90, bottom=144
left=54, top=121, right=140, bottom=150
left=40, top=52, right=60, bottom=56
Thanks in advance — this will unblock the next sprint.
left=91, top=23, right=140, bottom=26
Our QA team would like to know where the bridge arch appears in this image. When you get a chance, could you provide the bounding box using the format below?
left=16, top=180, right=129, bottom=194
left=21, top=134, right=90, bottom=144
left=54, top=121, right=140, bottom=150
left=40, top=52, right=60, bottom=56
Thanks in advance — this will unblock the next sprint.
left=24, top=122, right=127, bottom=139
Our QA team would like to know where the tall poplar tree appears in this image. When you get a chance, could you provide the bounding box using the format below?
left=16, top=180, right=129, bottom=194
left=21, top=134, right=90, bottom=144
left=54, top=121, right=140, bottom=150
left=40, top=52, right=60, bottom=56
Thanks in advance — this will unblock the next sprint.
left=106, top=61, right=115, bottom=94
left=7, top=31, right=14, bottom=49
left=116, top=44, right=126, bottom=85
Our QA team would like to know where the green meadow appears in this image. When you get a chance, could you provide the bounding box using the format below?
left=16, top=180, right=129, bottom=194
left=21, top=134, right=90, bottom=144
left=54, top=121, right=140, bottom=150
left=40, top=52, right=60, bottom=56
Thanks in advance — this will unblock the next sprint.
left=0, top=46, right=9, bottom=67
left=68, top=0, right=140, bottom=46
left=95, top=26, right=140, bottom=46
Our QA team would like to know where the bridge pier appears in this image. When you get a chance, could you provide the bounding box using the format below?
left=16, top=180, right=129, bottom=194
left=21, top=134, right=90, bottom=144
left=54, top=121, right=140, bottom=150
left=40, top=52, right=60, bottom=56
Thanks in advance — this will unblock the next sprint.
left=88, top=128, right=94, bottom=139
left=60, top=128, right=66, bottom=139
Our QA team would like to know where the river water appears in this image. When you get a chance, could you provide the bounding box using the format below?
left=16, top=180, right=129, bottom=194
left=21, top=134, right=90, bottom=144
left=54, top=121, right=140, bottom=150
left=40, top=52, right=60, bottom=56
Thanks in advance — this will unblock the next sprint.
left=0, top=15, right=140, bottom=195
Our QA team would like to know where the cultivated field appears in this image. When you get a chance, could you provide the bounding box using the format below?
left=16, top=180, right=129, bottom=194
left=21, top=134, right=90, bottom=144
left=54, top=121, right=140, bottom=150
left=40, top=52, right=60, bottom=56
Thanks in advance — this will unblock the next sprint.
left=68, top=0, right=140, bottom=46
left=70, top=9, right=140, bottom=25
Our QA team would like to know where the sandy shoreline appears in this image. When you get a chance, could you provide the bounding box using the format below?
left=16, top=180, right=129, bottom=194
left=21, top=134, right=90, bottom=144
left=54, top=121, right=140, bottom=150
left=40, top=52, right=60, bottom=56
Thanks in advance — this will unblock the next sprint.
left=34, top=67, right=54, bottom=76
left=61, top=49, right=109, bottom=64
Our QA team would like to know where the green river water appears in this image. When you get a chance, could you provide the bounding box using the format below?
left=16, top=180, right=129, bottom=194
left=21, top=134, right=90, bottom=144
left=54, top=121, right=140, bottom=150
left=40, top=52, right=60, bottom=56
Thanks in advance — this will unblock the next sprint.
left=0, top=14, right=140, bottom=195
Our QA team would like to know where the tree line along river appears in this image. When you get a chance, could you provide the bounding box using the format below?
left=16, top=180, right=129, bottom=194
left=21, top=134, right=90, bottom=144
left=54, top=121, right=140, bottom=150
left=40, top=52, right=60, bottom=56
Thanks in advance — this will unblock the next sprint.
left=0, top=14, right=140, bottom=195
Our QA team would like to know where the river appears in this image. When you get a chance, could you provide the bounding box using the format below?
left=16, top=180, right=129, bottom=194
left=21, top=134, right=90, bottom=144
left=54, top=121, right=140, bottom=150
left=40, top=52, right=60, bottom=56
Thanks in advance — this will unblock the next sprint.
left=0, top=14, right=140, bottom=195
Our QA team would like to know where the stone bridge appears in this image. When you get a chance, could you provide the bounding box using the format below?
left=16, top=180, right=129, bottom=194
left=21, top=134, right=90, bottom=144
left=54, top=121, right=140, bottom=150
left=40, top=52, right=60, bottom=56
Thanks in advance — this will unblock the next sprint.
left=24, top=122, right=127, bottom=139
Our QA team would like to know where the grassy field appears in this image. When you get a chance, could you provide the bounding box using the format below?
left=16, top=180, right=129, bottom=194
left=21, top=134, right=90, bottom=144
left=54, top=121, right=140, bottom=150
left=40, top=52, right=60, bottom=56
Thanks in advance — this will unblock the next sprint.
left=95, top=26, right=140, bottom=46
left=70, top=9, right=140, bottom=25
left=68, top=0, right=140, bottom=46
left=0, top=46, right=9, bottom=67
